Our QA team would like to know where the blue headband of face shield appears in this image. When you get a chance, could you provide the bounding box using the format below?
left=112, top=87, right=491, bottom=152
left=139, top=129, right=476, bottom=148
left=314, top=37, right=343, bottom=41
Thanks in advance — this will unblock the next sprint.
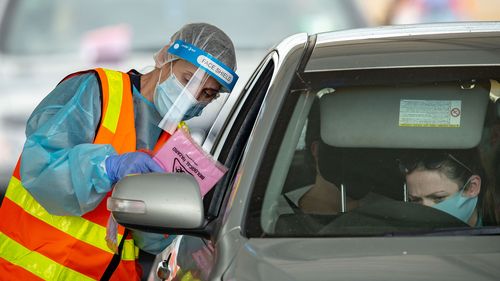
left=167, top=40, right=239, bottom=92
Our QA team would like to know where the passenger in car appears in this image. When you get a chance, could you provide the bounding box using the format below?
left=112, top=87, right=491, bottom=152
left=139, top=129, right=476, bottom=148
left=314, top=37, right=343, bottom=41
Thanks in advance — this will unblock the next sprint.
left=0, top=23, right=238, bottom=281
left=401, top=150, right=498, bottom=226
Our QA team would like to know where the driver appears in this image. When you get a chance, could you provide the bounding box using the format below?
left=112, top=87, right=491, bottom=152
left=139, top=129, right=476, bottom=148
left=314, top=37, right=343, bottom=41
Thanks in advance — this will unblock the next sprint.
left=284, top=97, right=399, bottom=215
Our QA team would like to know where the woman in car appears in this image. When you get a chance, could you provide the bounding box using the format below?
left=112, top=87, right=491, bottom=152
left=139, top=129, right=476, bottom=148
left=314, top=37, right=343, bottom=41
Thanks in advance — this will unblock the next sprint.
left=401, top=150, right=498, bottom=226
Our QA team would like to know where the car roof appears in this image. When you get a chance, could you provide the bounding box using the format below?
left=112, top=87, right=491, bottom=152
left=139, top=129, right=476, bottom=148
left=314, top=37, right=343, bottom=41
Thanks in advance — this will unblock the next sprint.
left=305, top=21, right=500, bottom=72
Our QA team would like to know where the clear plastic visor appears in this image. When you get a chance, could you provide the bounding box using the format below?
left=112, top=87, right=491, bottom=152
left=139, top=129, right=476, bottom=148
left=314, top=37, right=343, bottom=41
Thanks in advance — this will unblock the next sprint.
left=158, top=60, right=223, bottom=135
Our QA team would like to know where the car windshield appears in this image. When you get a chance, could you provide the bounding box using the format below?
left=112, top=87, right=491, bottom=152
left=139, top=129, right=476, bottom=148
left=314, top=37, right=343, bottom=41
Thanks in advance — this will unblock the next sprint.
left=1, top=0, right=364, bottom=55
left=246, top=66, right=500, bottom=238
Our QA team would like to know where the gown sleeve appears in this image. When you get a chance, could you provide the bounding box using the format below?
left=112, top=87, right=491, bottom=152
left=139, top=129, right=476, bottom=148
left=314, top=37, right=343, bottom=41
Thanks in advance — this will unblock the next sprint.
left=20, top=73, right=117, bottom=216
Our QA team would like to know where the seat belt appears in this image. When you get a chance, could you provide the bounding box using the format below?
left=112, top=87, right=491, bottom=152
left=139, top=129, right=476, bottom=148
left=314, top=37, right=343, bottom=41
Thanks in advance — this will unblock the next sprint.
left=283, top=194, right=305, bottom=215
left=282, top=194, right=323, bottom=233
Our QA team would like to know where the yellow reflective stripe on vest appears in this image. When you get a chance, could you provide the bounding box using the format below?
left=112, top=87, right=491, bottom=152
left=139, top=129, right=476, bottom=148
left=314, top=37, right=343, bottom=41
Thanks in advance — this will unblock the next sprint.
left=5, top=177, right=137, bottom=261
left=101, top=69, right=123, bottom=133
left=0, top=232, right=94, bottom=281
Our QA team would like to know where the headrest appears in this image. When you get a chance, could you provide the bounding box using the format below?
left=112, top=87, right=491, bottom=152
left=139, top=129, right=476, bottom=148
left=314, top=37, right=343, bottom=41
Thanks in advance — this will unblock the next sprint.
left=320, top=81, right=490, bottom=149
left=317, top=144, right=404, bottom=199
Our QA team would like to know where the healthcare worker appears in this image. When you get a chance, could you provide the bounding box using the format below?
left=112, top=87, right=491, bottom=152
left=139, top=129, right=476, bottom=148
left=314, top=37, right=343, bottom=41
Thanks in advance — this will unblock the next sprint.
left=0, top=23, right=238, bottom=281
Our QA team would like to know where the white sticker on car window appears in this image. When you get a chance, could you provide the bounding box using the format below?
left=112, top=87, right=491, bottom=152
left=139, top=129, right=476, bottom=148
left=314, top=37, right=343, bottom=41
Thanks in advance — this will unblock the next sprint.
left=399, top=99, right=461, bottom=127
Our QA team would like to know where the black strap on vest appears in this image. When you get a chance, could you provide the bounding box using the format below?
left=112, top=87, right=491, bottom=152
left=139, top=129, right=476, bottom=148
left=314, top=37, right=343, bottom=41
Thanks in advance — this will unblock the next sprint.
left=127, top=69, right=141, bottom=91
left=100, top=229, right=130, bottom=281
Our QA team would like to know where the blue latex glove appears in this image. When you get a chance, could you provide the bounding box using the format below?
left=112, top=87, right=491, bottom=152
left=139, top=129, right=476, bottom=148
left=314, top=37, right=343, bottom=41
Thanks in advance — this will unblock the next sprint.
left=105, top=151, right=164, bottom=183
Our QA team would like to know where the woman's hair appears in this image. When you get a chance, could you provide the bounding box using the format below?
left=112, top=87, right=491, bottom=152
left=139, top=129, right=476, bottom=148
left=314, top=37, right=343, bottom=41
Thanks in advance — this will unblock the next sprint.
left=410, top=153, right=475, bottom=187
left=400, top=149, right=498, bottom=225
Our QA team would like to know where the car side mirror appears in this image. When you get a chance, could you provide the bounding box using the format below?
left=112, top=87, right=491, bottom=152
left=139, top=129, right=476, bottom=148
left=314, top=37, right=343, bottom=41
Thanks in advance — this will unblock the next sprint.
left=108, top=173, right=205, bottom=232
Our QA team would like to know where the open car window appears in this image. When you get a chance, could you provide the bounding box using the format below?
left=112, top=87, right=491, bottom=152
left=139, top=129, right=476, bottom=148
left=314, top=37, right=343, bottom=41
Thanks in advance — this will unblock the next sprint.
left=247, top=67, right=500, bottom=237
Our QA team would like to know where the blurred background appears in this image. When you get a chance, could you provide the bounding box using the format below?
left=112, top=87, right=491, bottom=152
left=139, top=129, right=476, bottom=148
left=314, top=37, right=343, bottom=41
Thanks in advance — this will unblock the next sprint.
left=359, top=0, right=500, bottom=25
left=1, top=0, right=500, bottom=201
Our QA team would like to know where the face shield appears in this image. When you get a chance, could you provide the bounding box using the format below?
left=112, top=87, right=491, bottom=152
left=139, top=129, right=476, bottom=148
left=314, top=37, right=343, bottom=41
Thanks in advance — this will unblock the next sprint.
left=157, top=40, right=239, bottom=134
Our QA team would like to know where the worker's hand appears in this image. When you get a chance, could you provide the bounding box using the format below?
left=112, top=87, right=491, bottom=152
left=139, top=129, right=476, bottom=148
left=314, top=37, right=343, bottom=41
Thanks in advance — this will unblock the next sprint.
left=105, top=151, right=164, bottom=183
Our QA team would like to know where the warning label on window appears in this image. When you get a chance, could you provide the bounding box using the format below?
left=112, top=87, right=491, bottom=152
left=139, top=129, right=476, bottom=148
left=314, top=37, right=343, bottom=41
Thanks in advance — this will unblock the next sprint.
left=399, top=99, right=462, bottom=127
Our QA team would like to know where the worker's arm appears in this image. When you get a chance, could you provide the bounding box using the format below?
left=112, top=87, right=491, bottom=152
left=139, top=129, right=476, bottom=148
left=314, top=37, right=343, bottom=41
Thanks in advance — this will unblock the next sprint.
left=20, top=73, right=116, bottom=216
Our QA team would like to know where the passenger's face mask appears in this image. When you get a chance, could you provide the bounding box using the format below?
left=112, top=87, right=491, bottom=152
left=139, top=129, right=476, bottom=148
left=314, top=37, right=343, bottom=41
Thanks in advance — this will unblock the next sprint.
left=432, top=178, right=478, bottom=224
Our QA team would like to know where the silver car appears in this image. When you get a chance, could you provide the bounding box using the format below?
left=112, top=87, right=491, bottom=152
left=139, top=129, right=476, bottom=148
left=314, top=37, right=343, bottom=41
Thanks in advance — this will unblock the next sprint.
left=111, top=22, right=500, bottom=281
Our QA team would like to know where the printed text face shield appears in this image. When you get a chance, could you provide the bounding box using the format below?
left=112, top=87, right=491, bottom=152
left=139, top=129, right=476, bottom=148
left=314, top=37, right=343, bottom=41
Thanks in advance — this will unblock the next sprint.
left=158, top=40, right=239, bottom=134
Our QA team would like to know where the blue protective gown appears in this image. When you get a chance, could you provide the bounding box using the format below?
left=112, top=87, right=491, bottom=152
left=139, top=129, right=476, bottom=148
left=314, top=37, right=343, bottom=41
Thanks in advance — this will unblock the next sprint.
left=20, top=71, right=172, bottom=254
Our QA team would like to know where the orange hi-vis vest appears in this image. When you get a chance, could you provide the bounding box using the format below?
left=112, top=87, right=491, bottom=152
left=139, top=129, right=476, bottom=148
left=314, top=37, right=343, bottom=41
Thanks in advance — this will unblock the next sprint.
left=0, top=68, right=143, bottom=280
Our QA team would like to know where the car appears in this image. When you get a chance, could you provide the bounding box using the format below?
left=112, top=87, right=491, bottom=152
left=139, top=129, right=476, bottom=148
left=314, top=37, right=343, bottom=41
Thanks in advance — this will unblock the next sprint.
left=109, top=21, right=500, bottom=281
left=0, top=0, right=366, bottom=206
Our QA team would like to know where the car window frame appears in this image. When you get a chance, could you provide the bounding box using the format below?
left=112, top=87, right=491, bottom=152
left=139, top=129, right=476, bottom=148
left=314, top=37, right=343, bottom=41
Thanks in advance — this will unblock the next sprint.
left=243, top=82, right=303, bottom=237
left=203, top=52, right=277, bottom=222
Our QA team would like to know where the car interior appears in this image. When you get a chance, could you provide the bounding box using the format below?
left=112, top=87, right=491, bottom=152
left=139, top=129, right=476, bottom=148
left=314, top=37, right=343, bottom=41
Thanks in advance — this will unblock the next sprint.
left=267, top=77, right=500, bottom=237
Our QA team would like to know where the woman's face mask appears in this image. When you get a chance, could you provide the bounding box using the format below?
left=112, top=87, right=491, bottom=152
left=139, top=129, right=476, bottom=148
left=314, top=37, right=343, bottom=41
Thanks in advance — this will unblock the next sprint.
left=432, top=178, right=478, bottom=224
